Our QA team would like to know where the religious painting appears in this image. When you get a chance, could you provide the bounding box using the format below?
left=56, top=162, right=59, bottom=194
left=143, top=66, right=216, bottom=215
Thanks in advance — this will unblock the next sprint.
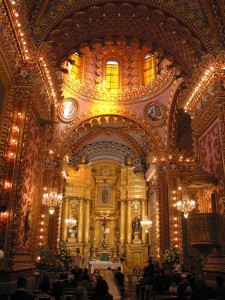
left=58, top=98, right=78, bottom=122
left=96, top=186, right=113, bottom=208
left=146, top=102, right=165, bottom=126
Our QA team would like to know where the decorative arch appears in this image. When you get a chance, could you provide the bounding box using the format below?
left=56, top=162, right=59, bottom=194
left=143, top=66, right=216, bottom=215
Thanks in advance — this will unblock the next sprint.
left=33, top=0, right=214, bottom=55
left=67, top=127, right=145, bottom=159
left=69, top=141, right=145, bottom=172
left=58, top=111, right=165, bottom=157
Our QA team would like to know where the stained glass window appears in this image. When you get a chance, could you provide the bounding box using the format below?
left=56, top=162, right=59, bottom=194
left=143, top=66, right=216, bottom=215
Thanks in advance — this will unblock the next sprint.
left=70, top=53, right=81, bottom=81
left=105, top=60, right=119, bottom=90
left=144, top=54, right=155, bottom=85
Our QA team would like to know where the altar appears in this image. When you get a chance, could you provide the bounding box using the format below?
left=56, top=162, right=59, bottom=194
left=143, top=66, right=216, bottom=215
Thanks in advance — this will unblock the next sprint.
left=89, top=261, right=123, bottom=273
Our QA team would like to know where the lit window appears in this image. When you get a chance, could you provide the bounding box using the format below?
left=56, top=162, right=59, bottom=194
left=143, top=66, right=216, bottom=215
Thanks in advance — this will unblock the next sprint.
left=144, top=54, right=155, bottom=85
left=70, top=53, right=81, bottom=80
left=105, top=60, right=119, bottom=90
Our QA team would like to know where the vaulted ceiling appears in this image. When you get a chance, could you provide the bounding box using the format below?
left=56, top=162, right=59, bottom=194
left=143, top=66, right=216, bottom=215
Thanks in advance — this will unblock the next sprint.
left=28, top=1, right=222, bottom=76
left=19, top=0, right=225, bottom=169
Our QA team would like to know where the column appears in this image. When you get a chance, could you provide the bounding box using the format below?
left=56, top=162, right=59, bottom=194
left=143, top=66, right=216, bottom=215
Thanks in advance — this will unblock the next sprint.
left=61, top=198, right=69, bottom=241
left=120, top=200, right=126, bottom=244
left=84, top=199, right=90, bottom=243
left=141, top=199, right=147, bottom=244
left=78, top=199, right=84, bottom=243
left=127, top=200, right=132, bottom=244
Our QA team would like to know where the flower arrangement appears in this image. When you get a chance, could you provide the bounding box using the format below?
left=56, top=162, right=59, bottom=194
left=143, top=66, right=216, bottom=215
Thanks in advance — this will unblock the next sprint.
left=35, top=245, right=50, bottom=269
left=162, top=247, right=180, bottom=265
left=57, top=245, right=73, bottom=263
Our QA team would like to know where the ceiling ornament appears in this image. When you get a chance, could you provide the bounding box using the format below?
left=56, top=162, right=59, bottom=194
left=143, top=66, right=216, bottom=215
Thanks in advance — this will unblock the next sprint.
left=145, top=102, right=166, bottom=126
left=68, top=141, right=145, bottom=172
left=179, top=51, right=225, bottom=113
left=33, top=3, right=209, bottom=76
left=58, top=98, right=78, bottom=122
left=32, top=1, right=213, bottom=57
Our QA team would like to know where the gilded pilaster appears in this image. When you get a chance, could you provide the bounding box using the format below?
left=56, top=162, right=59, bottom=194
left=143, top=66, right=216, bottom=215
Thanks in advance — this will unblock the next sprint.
left=84, top=199, right=90, bottom=243
left=61, top=199, right=69, bottom=241
left=127, top=200, right=132, bottom=244
left=141, top=199, right=147, bottom=244
left=78, top=199, right=84, bottom=243
left=120, top=200, right=126, bottom=244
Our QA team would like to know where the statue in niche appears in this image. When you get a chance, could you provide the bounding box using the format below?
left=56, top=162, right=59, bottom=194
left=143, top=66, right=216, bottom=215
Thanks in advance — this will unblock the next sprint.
left=132, top=217, right=142, bottom=243
left=132, top=217, right=141, bottom=234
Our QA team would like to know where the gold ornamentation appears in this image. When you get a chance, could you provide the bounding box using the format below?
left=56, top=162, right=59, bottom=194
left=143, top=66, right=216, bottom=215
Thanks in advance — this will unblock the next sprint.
left=145, top=102, right=166, bottom=126
left=58, top=98, right=78, bottom=122
left=131, top=201, right=140, bottom=213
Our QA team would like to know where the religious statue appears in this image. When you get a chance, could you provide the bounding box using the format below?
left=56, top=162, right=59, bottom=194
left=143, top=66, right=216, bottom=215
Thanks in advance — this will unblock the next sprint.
left=132, top=217, right=141, bottom=234
left=132, top=217, right=142, bottom=243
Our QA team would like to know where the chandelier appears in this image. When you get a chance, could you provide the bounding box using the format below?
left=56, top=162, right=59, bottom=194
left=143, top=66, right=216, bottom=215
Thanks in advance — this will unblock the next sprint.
left=65, top=218, right=77, bottom=226
left=175, top=186, right=196, bottom=218
left=140, top=216, right=152, bottom=233
left=42, top=190, right=63, bottom=214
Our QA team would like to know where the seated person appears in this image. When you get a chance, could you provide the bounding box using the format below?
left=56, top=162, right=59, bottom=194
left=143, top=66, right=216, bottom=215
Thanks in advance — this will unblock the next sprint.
left=10, top=277, right=34, bottom=300
left=169, top=281, right=178, bottom=293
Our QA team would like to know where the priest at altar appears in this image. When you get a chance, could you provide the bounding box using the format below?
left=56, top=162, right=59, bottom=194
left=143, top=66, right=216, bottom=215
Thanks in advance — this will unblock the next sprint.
left=73, top=248, right=83, bottom=268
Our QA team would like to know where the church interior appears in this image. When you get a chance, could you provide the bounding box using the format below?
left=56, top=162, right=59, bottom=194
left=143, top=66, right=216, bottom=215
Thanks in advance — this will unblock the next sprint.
left=0, top=0, right=225, bottom=292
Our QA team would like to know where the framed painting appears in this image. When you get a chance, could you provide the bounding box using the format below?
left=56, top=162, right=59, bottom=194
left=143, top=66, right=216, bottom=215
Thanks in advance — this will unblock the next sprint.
left=96, top=185, right=114, bottom=208
left=146, top=102, right=165, bottom=126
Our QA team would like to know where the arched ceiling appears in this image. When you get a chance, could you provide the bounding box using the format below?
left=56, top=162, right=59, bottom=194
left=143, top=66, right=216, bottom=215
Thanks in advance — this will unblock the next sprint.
left=27, top=1, right=222, bottom=77
left=60, top=114, right=159, bottom=169
left=16, top=0, right=223, bottom=169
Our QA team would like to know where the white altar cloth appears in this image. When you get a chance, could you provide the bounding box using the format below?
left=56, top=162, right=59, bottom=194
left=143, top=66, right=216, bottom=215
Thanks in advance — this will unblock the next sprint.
left=89, top=261, right=123, bottom=273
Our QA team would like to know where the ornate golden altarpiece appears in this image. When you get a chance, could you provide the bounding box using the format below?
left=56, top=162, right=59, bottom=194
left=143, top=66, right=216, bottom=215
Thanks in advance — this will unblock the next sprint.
left=61, top=159, right=149, bottom=272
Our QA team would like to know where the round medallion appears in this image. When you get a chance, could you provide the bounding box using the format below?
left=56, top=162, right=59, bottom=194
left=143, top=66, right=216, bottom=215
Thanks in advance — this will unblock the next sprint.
left=132, top=201, right=140, bottom=213
left=146, top=102, right=165, bottom=126
left=58, top=98, right=78, bottom=122
left=102, top=169, right=110, bottom=176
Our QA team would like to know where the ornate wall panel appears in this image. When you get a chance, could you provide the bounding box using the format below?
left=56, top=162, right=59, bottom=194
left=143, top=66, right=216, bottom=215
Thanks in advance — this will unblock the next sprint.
left=198, top=119, right=224, bottom=213
left=17, top=108, right=43, bottom=253
left=188, top=213, right=219, bottom=246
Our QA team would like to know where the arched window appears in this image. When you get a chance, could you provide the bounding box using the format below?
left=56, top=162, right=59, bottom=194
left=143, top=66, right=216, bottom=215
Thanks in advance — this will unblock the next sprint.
left=105, top=60, right=119, bottom=90
left=69, top=53, right=81, bottom=81
left=143, top=54, right=155, bottom=85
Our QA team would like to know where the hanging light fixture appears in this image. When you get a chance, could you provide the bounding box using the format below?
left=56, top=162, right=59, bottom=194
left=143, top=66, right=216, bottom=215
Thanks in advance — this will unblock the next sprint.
left=175, top=186, right=196, bottom=218
left=65, top=217, right=77, bottom=240
left=65, top=218, right=77, bottom=226
left=140, top=216, right=152, bottom=233
left=43, top=190, right=63, bottom=214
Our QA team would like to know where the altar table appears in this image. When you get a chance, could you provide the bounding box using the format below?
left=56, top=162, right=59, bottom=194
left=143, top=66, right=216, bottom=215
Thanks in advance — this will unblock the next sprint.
left=89, top=261, right=123, bottom=273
